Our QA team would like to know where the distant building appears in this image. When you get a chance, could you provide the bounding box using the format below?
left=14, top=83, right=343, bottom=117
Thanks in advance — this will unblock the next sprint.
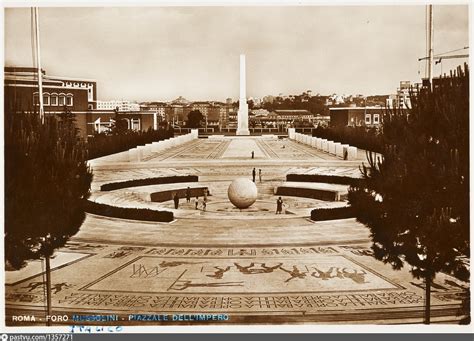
left=252, top=109, right=270, bottom=117
left=97, top=100, right=140, bottom=112
left=329, top=107, right=383, bottom=128
left=4, top=66, right=97, bottom=112
left=4, top=66, right=157, bottom=137
left=386, top=81, right=417, bottom=109
left=271, top=110, right=313, bottom=121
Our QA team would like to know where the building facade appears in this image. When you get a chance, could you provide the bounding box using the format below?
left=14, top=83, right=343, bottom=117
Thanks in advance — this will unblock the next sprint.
left=329, top=107, right=383, bottom=128
left=4, top=67, right=155, bottom=138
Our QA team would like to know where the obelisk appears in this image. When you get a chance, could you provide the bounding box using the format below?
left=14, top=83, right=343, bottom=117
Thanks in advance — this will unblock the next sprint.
left=236, top=54, right=250, bottom=136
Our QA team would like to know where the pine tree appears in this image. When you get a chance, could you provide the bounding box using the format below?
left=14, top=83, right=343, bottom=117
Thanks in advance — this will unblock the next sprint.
left=5, top=111, right=93, bottom=323
left=348, top=65, right=469, bottom=324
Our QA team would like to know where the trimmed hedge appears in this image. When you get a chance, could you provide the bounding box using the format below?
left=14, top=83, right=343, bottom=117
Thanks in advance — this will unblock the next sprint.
left=87, top=128, right=174, bottom=160
left=286, top=174, right=363, bottom=187
left=101, top=175, right=199, bottom=191
left=310, top=206, right=355, bottom=221
left=84, top=200, right=174, bottom=222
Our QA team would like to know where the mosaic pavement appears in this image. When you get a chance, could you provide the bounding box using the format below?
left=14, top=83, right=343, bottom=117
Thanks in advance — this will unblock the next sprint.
left=5, top=137, right=468, bottom=325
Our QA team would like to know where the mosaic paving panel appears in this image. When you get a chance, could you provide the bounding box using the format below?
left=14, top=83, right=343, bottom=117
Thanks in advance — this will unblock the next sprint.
left=81, top=255, right=400, bottom=294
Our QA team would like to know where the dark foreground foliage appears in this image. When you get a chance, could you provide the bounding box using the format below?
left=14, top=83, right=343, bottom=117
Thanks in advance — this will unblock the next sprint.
left=348, top=65, right=470, bottom=323
left=5, top=112, right=93, bottom=269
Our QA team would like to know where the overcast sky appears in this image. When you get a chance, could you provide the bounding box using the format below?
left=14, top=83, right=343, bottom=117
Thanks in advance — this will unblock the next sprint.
left=4, top=5, right=469, bottom=102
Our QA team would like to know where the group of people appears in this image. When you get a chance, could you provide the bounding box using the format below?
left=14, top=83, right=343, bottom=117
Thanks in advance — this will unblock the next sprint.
left=172, top=187, right=208, bottom=211
left=251, top=167, right=262, bottom=183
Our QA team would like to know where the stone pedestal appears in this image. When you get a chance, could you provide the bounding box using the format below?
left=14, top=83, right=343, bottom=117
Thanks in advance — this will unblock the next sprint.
left=347, top=146, right=358, bottom=160
left=316, top=138, right=322, bottom=150
left=288, top=128, right=296, bottom=139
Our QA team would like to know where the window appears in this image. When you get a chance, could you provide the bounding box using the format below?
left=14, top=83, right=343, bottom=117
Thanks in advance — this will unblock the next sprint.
left=365, top=114, right=371, bottom=125
left=33, top=93, right=39, bottom=106
left=51, top=94, right=58, bottom=106
left=66, top=95, right=73, bottom=106
left=43, top=94, right=50, bottom=106
left=373, top=114, right=380, bottom=124
left=131, top=118, right=140, bottom=131
left=59, top=95, right=66, bottom=106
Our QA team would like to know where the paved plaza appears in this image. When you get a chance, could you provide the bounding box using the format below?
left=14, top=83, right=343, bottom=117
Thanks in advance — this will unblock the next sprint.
left=5, top=137, right=467, bottom=325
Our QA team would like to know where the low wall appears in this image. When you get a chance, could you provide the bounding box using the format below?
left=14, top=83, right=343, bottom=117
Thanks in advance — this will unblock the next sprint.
left=100, top=175, right=199, bottom=191
left=310, top=206, right=355, bottom=221
left=275, top=186, right=340, bottom=201
left=286, top=174, right=362, bottom=186
left=84, top=200, right=174, bottom=222
left=150, top=187, right=209, bottom=203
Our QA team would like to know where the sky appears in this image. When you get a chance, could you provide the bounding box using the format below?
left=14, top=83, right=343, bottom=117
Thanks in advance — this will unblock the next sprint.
left=4, top=5, right=469, bottom=102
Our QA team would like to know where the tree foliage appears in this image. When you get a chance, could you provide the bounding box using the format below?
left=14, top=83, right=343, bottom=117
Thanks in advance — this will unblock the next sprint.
left=349, top=65, right=469, bottom=285
left=186, top=110, right=204, bottom=128
left=5, top=112, right=93, bottom=269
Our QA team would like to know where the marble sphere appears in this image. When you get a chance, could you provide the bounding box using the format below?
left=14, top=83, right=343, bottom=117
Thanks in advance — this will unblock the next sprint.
left=227, top=178, right=258, bottom=209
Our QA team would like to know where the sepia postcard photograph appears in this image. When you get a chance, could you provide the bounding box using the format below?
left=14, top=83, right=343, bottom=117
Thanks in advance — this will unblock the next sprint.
left=1, top=0, right=471, bottom=333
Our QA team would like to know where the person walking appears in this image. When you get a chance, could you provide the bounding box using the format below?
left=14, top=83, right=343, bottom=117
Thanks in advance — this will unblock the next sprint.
left=252, top=168, right=256, bottom=182
left=186, top=187, right=191, bottom=203
left=276, top=196, right=283, bottom=214
left=259, top=169, right=262, bottom=183
left=173, top=192, right=180, bottom=209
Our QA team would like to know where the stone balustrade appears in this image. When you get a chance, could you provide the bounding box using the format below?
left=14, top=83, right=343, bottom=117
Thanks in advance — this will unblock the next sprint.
left=288, top=130, right=359, bottom=161
left=128, top=129, right=198, bottom=162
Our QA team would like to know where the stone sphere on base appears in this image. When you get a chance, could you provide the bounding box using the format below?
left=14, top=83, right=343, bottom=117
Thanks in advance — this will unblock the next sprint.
left=227, top=178, right=258, bottom=209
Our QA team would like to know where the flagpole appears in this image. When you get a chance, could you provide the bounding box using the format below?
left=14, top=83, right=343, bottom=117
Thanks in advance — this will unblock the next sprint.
left=34, top=7, right=45, bottom=124
left=428, top=4, right=434, bottom=91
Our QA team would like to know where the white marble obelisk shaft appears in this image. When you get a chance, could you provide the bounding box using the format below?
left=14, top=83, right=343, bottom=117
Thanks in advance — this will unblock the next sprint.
left=237, top=54, right=250, bottom=136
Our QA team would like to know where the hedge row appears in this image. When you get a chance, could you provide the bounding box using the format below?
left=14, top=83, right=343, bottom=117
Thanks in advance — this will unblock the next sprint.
left=84, top=200, right=174, bottom=222
left=275, top=186, right=339, bottom=201
left=87, top=128, right=174, bottom=160
left=286, top=174, right=363, bottom=187
left=100, top=175, right=199, bottom=191
left=312, top=126, right=382, bottom=153
left=310, top=206, right=355, bottom=221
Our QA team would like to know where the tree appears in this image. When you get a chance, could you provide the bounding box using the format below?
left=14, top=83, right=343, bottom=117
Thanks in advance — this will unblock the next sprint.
left=5, top=112, right=93, bottom=324
left=109, top=107, right=128, bottom=135
left=186, top=110, right=204, bottom=128
left=348, top=65, right=469, bottom=324
left=247, top=99, right=255, bottom=110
